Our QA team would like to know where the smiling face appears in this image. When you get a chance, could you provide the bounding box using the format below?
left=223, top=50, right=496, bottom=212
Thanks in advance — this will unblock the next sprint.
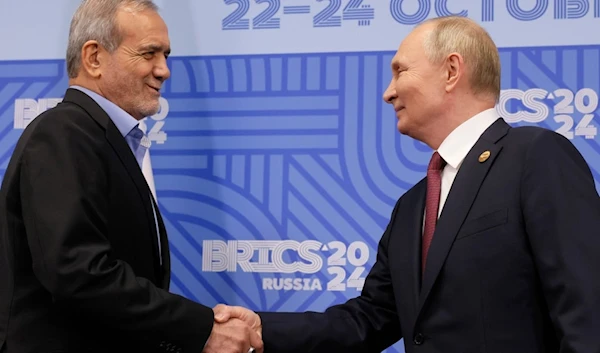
left=96, top=7, right=171, bottom=120
left=382, top=23, right=448, bottom=142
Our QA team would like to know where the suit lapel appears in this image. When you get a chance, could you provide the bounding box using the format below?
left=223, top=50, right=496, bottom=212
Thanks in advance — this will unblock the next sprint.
left=63, top=89, right=163, bottom=279
left=415, top=119, right=510, bottom=317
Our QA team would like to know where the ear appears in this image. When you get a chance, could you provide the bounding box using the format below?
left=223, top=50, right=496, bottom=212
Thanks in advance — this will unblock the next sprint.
left=444, top=52, right=463, bottom=93
left=79, top=40, right=105, bottom=79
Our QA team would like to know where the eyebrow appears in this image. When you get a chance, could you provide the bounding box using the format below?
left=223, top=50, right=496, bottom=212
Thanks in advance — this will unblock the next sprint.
left=140, top=44, right=171, bottom=56
left=391, top=58, right=407, bottom=71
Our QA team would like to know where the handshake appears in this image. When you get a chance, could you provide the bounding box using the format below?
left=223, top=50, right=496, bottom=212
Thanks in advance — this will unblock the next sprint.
left=202, top=304, right=264, bottom=353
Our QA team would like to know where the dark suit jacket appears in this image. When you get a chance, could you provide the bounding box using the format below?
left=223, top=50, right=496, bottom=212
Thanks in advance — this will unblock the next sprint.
left=259, top=119, right=600, bottom=353
left=0, top=89, right=213, bottom=353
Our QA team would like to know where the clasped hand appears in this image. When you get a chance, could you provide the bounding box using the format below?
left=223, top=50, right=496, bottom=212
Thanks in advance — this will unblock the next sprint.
left=202, top=304, right=264, bottom=353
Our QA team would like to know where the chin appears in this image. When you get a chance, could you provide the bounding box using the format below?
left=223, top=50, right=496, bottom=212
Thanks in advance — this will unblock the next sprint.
left=397, top=120, right=410, bottom=135
left=139, top=103, right=161, bottom=118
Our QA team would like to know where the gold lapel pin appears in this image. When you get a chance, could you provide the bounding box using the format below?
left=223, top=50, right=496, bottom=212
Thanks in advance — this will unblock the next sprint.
left=479, top=150, right=491, bottom=163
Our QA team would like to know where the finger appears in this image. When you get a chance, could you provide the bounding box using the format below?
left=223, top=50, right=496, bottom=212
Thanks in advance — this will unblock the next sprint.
left=252, top=320, right=262, bottom=339
left=248, top=327, right=264, bottom=352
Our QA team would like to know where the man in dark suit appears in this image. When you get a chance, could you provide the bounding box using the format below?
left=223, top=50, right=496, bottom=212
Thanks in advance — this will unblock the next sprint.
left=213, top=15, right=600, bottom=353
left=0, top=1, right=262, bottom=352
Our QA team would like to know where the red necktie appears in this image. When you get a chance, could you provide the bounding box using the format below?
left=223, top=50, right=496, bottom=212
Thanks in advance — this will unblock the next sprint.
left=422, top=152, right=445, bottom=273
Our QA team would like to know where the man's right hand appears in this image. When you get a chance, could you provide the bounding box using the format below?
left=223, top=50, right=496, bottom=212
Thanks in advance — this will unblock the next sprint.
left=213, top=304, right=262, bottom=339
left=202, top=317, right=263, bottom=353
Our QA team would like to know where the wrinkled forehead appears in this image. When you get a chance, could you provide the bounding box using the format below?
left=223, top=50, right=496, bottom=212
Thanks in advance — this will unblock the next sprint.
left=115, top=9, right=170, bottom=53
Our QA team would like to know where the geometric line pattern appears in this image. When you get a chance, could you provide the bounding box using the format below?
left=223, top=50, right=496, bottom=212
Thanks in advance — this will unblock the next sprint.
left=1, top=46, right=599, bottom=353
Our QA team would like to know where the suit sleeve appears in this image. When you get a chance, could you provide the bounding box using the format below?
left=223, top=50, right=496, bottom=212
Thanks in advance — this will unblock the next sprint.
left=521, top=130, right=600, bottom=353
left=258, top=200, right=403, bottom=353
left=19, top=113, right=213, bottom=352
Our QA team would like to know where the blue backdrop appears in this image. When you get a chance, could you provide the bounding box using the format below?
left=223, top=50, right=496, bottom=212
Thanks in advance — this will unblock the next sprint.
left=1, top=1, right=599, bottom=352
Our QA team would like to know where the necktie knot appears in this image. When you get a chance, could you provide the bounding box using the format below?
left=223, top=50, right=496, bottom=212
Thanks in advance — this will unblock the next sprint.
left=428, top=151, right=446, bottom=172
left=128, top=126, right=150, bottom=168
left=130, top=126, right=151, bottom=149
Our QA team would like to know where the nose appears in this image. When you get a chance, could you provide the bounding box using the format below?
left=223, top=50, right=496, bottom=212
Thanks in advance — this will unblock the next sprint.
left=154, top=56, right=171, bottom=81
left=383, top=80, right=396, bottom=104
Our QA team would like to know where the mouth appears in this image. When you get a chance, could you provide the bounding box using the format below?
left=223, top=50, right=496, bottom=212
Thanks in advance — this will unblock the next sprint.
left=147, top=84, right=161, bottom=93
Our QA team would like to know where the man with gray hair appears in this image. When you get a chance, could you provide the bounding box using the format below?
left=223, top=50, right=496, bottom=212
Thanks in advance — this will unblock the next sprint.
left=212, top=15, right=600, bottom=353
left=0, top=1, right=262, bottom=352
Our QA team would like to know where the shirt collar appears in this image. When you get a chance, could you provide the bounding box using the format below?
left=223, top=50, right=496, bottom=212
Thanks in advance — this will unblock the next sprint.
left=70, top=85, right=140, bottom=138
left=437, top=108, right=500, bottom=169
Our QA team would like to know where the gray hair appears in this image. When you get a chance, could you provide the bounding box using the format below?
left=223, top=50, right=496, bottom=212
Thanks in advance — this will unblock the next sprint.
left=66, top=0, right=159, bottom=78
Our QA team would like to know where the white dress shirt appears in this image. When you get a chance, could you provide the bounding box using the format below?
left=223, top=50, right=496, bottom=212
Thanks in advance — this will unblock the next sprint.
left=432, top=108, right=500, bottom=219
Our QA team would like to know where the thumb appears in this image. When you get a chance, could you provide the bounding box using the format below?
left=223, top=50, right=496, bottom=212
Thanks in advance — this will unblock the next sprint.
left=212, top=304, right=231, bottom=322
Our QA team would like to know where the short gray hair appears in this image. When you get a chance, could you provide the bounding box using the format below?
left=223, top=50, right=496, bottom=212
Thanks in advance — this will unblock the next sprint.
left=66, top=0, right=159, bottom=78
left=420, top=16, right=501, bottom=102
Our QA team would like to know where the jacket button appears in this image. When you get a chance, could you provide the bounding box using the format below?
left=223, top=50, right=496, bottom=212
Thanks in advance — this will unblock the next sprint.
left=413, top=333, right=424, bottom=345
